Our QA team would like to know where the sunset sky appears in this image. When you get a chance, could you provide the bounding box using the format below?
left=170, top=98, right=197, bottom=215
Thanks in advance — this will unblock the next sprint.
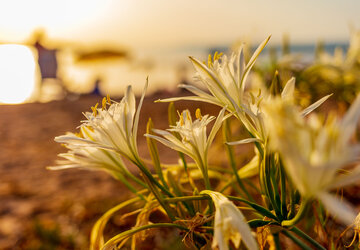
left=0, top=0, right=359, bottom=103
left=0, top=0, right=359, bottom=49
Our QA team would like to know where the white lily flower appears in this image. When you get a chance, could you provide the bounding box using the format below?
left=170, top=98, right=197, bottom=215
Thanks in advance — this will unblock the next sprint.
left=159, top=37, right=271, bottom=142
left=201, top=190, right=258, bottom=250
left=264, top=94, right=360, bottom=225
left=159, top=37, right=330, bottom=145
left=55, top=81, right=148, bottom=165
left=50, top=126, right=129, bottom=176
left=145, top=107, right=228, bottom=180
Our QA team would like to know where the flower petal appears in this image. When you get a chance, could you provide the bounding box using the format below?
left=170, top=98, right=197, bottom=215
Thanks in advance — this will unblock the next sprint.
left=317, top=192, right=357, bottom=225
left=327, top=164, right=360, bottom=190
left=241, top=36, right=271, bottom=87
left=281, top=77, right=295, bottom=100
left=226, top=137, right=262, bottom=145
left=133, top=79, right=148, bottom=146
left=201, top=190, right=258, bottom=250
left=341, top=94, right=360, bottom=140
left=301, top=94, right=332, bottom=117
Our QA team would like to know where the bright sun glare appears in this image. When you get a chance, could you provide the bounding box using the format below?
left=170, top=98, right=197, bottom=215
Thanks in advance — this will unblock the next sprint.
left=0, top=44, right=38, bottom=104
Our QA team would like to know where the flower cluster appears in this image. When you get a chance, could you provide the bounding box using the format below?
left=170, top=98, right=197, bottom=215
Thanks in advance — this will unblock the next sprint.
left=51, top=36, right=360, bottom=250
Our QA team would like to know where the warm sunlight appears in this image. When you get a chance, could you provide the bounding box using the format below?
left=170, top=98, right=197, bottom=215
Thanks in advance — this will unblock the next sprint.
left=0, top=44, right=38, bottom=104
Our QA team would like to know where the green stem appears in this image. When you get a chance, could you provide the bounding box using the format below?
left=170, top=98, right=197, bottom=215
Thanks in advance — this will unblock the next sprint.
left=266, top=153, right=281, bottom=219
left=179, top=153, right=198, bottom=190
left=223, top=119, right=254, bottom=202
left=203, top=170, right=212, bottom=190
left=279, top=161, right=287, bottom=219
left=143, top=175, right=176, bottom=221
left=113, top=172, right=145, bottom=200
left=228, top=195, right=278, bottom=221
left=146, top=118, right=169, bottom=190
left=123, top=169, right=147, bottom=188
left=201, top=165, right=213, bottom=216
left=282, top=230, right=312, bottom=250
left=165, top=195, right=210, bottom=203
left=273, top=233, right=281, bottom=250
left=135, top=158, right=174, bottom=197
left=282, top=199, right=309, bottom=227
left=260, top=151, right=280, bottom=219
left=102, top=149, right=147, bottom=188
left=291, top=227, right=326, bottom=250
left=196, top=152, right=211, bottom=190
left=270, top=154, right=283, bottom=219
left=167, top=171, right=195, bottom=216
left=288, top=182, right=296, bottom=219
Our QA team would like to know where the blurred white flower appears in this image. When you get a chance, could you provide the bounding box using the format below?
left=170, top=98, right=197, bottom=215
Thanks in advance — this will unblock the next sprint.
left=226, top=76, right=330, bottom=146
left=201, top=190, right=258, bottom=250
left=264, top=95, right=360, bottom=225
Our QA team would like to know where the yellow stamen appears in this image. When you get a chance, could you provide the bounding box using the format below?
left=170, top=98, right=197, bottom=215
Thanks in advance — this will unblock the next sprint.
left=214, top=51, right=218, bottom=61
left=91, top=103, right=99, bottom=117
left=186, top=110, right=191, bottom=121
left=102, top=97, right=107, bottom=110
left=195, top=108, right=202, bottom=120
left=179, top=113, right=184, bottom=126
left=75, top=131, right=84, bottom=138
left=250, top=93, right=256, bottom=105
left=257, top=88, right=262, bottom=98
left=208, top=54, right=212, bottom=67
left=213, top=51, right=223, bottom=61
left=107, top=94, right=111, bottom=104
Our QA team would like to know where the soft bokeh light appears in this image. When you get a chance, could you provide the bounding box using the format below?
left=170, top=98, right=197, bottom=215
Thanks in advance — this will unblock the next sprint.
left=0, top=44, right=38, bottom=104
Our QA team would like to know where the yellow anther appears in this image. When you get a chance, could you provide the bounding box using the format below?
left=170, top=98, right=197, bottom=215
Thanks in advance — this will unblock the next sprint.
left=179, top=114, right=184, bottom=126
left=208, top=54, right=212, bottom=67
left=91, top=103, right=99, bottom=117
left=195, top=108, right=202, bottom=120
left=250, top=93, right=256, bottom=105
left=214, top=51, right=223, bottom=61
left=102, top=97, right=107, bottom=110
left=257, top=88, right=262, bottom=98
left=107, top=94, right=111, bottom=104
left=186, top=110, right=191, bottom=121
left=75, top=131, right=83, bottom=138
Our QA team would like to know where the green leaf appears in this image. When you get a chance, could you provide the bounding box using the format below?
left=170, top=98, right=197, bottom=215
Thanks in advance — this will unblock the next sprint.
left=146, top=118, right=168, bottom=189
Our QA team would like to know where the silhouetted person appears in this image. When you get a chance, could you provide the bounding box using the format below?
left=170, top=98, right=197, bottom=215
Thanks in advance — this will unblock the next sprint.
left=92, top=78, right=102, bottom=96
left=34, top=38, right=58, bottom=79
left=30, top=30, right=68, bottom=100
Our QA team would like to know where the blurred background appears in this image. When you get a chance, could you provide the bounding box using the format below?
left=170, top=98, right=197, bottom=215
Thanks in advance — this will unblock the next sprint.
left=0, top=0, right=359, bottom=104
left=0, top=0, right=360, bottom=249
